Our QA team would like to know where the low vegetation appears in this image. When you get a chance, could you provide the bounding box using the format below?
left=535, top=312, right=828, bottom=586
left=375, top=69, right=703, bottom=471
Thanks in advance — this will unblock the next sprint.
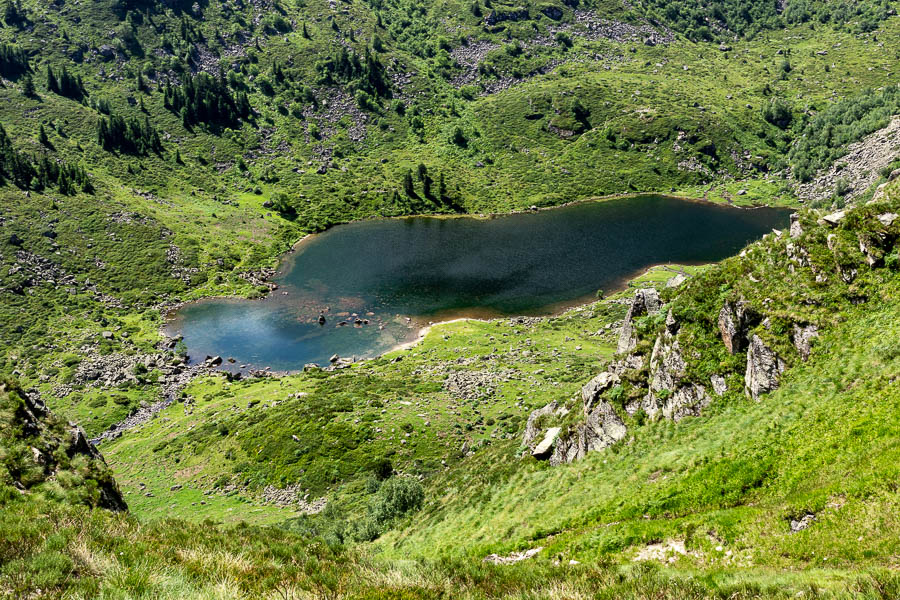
left=1, top=0, right=900, bottom=596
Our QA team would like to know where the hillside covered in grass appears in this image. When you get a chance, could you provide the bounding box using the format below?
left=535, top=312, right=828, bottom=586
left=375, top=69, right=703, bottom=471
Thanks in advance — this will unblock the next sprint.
left=2, top=0, right=900, bottom=597
left=3, top=187, right=900, bottom=597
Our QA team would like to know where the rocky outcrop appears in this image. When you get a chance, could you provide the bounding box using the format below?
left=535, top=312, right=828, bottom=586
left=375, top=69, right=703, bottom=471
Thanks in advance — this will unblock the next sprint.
left=532, top=427, right=561, bottom=459
left=522, top=401, right=565, bottom=449
left=617, top=288, right=661, bottom=354
left=549, top=397, right=627, bottom=466
left=0, top=382, right=127, bottom=511
left=522, top=371, right=626, bottom=465
left=580, top=372, right=619, bottom=413
left=796, top=116, right=900, bottom=204
left=529, top=199, right=900, bottom=468
left=744, top=335, right=786, bottom=401
left=789, top=212, right=803, bottom=238
left=639, top=312, right=710, bottom=421
left=791, top=324, right=818, bottom=361
left=717, top=300, right=759, bottom=354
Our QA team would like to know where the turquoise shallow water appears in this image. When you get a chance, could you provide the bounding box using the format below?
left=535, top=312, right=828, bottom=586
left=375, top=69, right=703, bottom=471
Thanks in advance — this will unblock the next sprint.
left=167, top=196, right=789, bottom=371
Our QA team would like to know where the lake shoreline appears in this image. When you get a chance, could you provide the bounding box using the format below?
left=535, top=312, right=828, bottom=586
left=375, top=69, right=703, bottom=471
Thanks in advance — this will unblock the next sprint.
left=163, top=195, right=790, bottom=372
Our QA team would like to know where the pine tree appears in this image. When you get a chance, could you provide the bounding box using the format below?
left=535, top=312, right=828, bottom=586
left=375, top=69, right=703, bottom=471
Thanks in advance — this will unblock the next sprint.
left=38, top=124, right=50, bottom=147
left=402, top=169, right=415, bottom=197
left=46, top=65, right=58, bottom=93
left=302, top=22, right=310, bottom=38
left=21, top=74, right=35, bottom=98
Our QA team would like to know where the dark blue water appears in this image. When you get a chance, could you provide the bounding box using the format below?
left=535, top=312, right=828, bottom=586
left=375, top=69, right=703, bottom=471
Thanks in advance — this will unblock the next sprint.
left=168, top=196, right=789, bottom=371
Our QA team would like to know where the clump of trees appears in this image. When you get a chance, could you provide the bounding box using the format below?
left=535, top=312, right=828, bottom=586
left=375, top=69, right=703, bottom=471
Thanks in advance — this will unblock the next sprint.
left=164, top=72, right=251, bottom=130
left=97, top=113, right=162, bottom=155
left=789, top=86, right=900, bottom=182
left=46, top=66, right=87, bottom=101
left=0, top=43, right=29, bottom=79
left=762, top=98, right=793, bottom=129
left=2, top=0, right=28, bottom=28
left=642, top=0, right=890, bottom=41
left=0, top=124, right=93, bottom=194
left=315, top=47, right=391, bottom=105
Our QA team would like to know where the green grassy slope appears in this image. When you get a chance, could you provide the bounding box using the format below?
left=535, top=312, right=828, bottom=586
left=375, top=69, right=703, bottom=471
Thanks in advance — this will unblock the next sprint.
left=2, top=0, right=900, bottom=597
left=87, top=185, right=900, bottom=594
left=3, top=0, right=900, bottom=410
left=4, top=207, right=900, bottom=596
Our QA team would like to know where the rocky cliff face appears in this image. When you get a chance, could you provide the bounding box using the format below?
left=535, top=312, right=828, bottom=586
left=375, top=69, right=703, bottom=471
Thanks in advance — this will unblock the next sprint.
left=0, top=380, right=127, bottom=511
left=524, top=194, right=900, bottom=465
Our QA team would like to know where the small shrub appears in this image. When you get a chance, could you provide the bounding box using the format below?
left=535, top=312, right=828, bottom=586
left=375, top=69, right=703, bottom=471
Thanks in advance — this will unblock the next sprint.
left=369, top=476, right=424, bottom=525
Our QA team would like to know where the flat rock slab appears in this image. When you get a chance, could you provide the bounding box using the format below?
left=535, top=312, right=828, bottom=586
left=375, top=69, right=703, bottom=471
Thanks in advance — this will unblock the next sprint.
left=532, top=427, right=561, bottom=458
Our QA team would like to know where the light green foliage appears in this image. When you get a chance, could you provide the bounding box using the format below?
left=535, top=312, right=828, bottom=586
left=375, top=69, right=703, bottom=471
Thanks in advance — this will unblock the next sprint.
left=1, top=0, right=900, bottom=596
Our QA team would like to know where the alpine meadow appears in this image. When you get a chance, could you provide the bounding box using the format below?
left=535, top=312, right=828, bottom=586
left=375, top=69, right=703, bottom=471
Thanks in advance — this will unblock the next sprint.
left=1, top=0, right=900, bottom=598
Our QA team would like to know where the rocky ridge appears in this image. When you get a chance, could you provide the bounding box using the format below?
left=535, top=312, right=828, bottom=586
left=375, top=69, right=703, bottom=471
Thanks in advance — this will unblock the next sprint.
left=796, top=116, right=900, bottom=204
left=0, top=381, right=127, bottom=511
left=524, top=194, right=900, bottom=464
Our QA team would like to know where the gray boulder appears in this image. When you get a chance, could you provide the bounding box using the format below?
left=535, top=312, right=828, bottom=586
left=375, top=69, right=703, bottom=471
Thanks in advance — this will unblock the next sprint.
left=791, top=324, right=818, bottom=361
left=522, top=401, right=558, bottom=448
left=581, top=372, right=619, bottom=414
left=549, top=400, right=627, bottom=466
left=531, top=427, right=561, bottom=459
left=745, top=335, right=786, bottom=401
left=643, top=329, right=710, bottom=421
left=617, top=288, right=661, bottom=354
left=717, top=300, right=759, bottom=354
left=789, top=213, right=803, bottom=238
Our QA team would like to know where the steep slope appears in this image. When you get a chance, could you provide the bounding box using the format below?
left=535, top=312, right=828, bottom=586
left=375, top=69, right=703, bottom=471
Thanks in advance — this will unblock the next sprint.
left=0, top=379, right=125, bottom=511
left=375, top=181, right=900, bottom=575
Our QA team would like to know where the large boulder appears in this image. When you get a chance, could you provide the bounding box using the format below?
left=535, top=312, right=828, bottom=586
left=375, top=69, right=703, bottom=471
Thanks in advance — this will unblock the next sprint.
left=548, top=401, right=627, bottom=466
left=617, top=288, right=661, bottom=354
left=641, top=319, right=710, bottom=421
left=717, top=299, right=759, bottom=354
left=522, top=401, right=560, bottom=448
left=531, top=427, right=561, bottom=459
left=745, top=335, right=786, bottom=401
left=581, top=372, right=619, bottom=414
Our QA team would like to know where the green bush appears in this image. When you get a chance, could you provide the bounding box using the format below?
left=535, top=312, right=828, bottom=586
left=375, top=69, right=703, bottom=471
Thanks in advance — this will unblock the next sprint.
left=369, top=476, right=424, bottom=525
